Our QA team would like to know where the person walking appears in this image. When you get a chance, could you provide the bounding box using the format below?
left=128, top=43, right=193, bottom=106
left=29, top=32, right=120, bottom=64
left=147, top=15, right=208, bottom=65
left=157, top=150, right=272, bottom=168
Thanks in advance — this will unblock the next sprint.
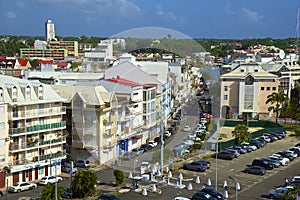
left=285, top=178, right=289, bottom=186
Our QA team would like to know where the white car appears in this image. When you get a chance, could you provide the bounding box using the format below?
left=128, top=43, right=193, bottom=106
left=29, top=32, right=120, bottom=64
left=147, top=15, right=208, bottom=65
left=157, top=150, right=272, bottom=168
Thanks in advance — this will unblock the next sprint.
left=269, top=156, right=288, bottom=166
left=260, top=136, right=271, bottom=143
left=183, top=126, right=191, bottom=132
left=147, top=141, right=158, bottom=148
left=241, top=142, right=257, bottom=151
left=164, top=131, right=171, bottom=138
left=9, top=182, right=37, bottom=193
left=173, top=197, right=190, bottom=200
left=272, top=154, right=290, bottom=163
left=39, top=176, right=62, bottom=185
left=285, top=150, right=297, bottom=158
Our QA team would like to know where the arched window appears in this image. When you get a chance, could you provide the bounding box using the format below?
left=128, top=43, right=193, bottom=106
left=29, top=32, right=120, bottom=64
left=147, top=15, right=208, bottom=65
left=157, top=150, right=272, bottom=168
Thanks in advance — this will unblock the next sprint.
left=0, top=87, right=3, bottom=100
left=25, top=85, right=31, bottom=99
left=12, top=86, right=17, bottom=100
left=38, top=85, right=43, bottom=99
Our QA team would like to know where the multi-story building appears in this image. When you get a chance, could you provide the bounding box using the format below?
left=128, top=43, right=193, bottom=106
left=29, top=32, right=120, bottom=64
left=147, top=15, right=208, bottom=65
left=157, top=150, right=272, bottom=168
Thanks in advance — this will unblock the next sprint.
left=49, top=40, right=79, bottom=57
left=45, top=19, right=56, bottom=42
left=220, top=64, right=279, bottom=120
left=20, top=48, right=66, bottom=61
left=0, top=75, right=66, bottom=188
left=51, top=85, right=119, bottom=165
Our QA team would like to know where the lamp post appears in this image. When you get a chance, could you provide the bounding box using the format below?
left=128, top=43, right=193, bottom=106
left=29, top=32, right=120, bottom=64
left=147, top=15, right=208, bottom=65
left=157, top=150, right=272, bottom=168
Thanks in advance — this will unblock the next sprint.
left=229, top=176, right=240, bottom=200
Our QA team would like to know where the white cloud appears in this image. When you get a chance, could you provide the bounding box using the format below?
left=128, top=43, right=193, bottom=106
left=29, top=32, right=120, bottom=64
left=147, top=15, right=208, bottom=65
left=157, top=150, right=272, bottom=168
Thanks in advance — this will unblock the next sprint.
left=155, top=5, right=177, bottom=21
left=6, top=11, right=17, bottom=19
left=16, top=1, right=26, bottom=9
left=242, top=7, right=264, bottom=22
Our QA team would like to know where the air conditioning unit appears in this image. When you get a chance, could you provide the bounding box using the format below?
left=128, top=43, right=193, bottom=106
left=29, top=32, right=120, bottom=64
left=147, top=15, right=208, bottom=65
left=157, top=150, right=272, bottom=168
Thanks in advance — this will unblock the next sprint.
left=5, top=137, right=10, bottom=142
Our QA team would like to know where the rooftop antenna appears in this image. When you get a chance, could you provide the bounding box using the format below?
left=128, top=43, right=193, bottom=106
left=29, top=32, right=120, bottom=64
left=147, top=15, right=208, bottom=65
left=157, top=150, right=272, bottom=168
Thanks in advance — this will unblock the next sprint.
left=296, top=8, right=300, bottom=60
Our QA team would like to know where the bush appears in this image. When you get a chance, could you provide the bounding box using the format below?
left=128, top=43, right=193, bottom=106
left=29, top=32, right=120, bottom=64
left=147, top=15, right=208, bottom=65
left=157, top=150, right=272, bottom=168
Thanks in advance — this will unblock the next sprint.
left=113, top=169, right=124, bottom=185
left=295, top=128, right=300, bottom=136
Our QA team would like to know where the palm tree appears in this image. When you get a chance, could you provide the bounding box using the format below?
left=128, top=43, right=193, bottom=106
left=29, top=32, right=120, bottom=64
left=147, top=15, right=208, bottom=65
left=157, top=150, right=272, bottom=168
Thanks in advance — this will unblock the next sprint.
left=231, top=124, right=251, bottom=144
left=266, top=91, right=289, bottom=124
left=40, top=183, right=63, bottom=200
left=72, top=168, right=98, bottom=198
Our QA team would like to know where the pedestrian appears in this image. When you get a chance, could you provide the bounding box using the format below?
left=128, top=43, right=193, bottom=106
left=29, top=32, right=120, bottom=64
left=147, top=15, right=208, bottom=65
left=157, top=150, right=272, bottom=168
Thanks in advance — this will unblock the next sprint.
left=285, top=178, right=289, bottom=186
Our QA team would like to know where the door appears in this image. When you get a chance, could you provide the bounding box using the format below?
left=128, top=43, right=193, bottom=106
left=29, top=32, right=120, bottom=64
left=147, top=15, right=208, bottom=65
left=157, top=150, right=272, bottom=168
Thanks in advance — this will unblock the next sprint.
left=13, top=172, right=19, bottom=184
left=29, top=170, right=32, bottom=181
left=22, top=171, right=26, bottom=182
left=0, top=171, right=5, bottom=188
left=35, top=168, right=38, bottom=180
left=45, top=166, right=48, bottom=176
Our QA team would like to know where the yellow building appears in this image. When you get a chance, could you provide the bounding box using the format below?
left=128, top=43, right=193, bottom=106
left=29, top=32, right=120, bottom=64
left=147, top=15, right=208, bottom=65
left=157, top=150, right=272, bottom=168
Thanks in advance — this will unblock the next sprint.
left=220, top=64, right=279, bottom=120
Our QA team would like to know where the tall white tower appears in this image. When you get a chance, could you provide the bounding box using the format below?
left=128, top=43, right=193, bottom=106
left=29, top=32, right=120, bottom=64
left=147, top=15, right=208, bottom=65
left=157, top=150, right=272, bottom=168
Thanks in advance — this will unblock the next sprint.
left=45, top=19, right=56, bottom=42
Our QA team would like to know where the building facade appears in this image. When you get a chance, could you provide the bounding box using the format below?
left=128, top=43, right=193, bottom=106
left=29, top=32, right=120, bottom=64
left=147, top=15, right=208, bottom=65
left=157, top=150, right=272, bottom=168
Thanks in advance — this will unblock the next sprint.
left=0, top=75, right=66, bottom=188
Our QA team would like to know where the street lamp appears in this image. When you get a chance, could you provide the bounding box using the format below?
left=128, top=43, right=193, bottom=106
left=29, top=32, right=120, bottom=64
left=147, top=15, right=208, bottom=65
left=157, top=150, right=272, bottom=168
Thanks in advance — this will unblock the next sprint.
left=212, top=135, right=218, bottom=192
left=229, top=176, right=240, bottom=200
left=133, top=159, right=138, bottom=177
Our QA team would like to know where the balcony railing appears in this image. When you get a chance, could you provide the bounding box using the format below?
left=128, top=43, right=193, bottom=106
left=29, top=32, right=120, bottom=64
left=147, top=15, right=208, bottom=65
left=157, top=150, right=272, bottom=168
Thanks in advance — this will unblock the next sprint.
left=9, top=106, right=66, bottom=120
left=32, top=150, right=66, bottom=162
left=10, top=121, right=66, bottom=135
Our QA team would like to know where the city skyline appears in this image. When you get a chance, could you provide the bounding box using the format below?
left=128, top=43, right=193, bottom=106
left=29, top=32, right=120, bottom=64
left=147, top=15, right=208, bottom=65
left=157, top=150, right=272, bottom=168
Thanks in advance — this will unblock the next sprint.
left=0, top=0, right=299, bottom=39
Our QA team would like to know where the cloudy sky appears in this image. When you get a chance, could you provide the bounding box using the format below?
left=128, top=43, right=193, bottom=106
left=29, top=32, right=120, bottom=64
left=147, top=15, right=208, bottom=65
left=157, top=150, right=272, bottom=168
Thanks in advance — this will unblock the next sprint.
left=1, top=0, right=299, bottom=39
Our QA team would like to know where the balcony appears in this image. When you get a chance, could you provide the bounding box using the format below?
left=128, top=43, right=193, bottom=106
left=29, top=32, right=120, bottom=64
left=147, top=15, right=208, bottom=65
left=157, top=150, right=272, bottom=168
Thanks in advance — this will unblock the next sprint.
left=9, top=106, right=66, bottom=120
left=13, top=158, right=28, bottom=165
left=10, top=121, right=66, bottom=136
left=32, top=150, right=66, bottom=162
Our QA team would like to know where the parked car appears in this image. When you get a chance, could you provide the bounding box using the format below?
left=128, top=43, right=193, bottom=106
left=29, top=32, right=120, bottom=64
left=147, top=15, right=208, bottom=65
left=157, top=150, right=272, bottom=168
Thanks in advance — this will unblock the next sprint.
left=183, top=125, right=191, bottom=132
left=147, top=141, right=158, bottom=148
left=183, top=161, right=207, bottom=172
left=259, top=135, right=271, bottom=143
left=140, top=144, right=152, bottom=152
left=194, top=160, right=211, bottom=169
left=9, top=182, right=37, bottom=193
left=216, top=151, right=235, bottom=160
left=270, top=132, right=283, bottom=140
left=268, top=186, right=293, bottom=199
left=191, top=191, right=217, bottom=200
left=235, top=144, right=252, bottom=153
left=99, top=193, right=121, bottom=200
left=62, top=165, right=78, bottom=174
left=173, top=197, right=190, bottom=200
left=243, top=166, right=266, bottom=175
left=200, top=187, right=224, bottom=200
left=284, top=150, right=298, bottom=158
left=288, top=147, right=300, bottom=156
left=224, top=149, right=240, bottom=157
left=263, top=158, right=280, bottom=168
left=232, top=146, right=247, bottom=154
left=272, top=154, right=290, bottom=163
left=268, top=155, right=288, bottom=166
left=241, top=142, right=257, bottom=151
left=249, top=140, right=262, bottom=149
left=275, top=130, right=286, bottom=138
left=276, top=151, right=295, bottom=161
left=291, top=176, right=300, bottom=182
left=62, top=187, right=73, bottom=199
left=75, top=160, right=90, bottom=168
left=264, top=133, right=278, bottom=141
left=252, top=159, right=274, bottom=170
left=131, top=148, right=144, bottom=156
left=164, top=131, right=172, bottom=138
left=39, top=176, right=62, bottom=185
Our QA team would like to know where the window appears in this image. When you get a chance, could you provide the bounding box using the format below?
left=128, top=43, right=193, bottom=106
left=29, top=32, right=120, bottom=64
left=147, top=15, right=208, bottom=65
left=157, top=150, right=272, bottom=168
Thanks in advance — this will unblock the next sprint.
left=0, top=87, right=3, bottom=100
left=12, top=86, right=17, bottom=99
left=241, top=69, right=244, bottom=72
left=133, top=92, right=138, bottom=96
left=0, top=154, right=4, bottom=162
left=224, top=95, right=228, bottom=100
left=272, top=87, right=276, bottom=91
left=261, top=87, right=265, bottom=90
left=224, top=86, right=228, bottom=91
left=267, top=87, right=270, bottom=91
left=38, top=85, right=43, bottom=99
left=254, top=69, right=258, bottom=72
left=0, top=122, right=5, bottom=130
left=0, top=106, right=4, bottom=114
left=25, top=86, right=30, bottom=99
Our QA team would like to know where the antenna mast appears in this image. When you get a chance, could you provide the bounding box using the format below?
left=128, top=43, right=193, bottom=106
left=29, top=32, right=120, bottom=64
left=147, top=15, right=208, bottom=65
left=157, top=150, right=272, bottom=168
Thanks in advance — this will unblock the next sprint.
left=296, top=8, right=300, bottom=60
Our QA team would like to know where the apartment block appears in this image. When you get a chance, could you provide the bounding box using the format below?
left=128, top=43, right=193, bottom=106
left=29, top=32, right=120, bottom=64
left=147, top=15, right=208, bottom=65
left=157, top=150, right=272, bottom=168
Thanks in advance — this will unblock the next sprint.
left=220, top=64, right=279, bottom=120
left=0, top=75, right=66, bottom=188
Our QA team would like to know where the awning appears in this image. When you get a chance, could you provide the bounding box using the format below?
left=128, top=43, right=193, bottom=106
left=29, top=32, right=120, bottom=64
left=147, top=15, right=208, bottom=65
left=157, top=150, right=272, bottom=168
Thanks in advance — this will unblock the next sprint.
left=132, top=135, right=142, bottom=140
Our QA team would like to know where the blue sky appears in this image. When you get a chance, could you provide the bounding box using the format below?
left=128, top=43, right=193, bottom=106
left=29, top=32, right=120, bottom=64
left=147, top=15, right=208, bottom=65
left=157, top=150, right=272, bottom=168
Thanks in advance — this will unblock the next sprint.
left=1, top=0, right=299, bottom=39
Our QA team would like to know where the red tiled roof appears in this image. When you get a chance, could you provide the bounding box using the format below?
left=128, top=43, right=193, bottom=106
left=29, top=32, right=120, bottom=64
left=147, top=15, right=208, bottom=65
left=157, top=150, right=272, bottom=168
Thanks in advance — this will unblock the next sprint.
left=106, top=77, right=141, bottom=87
left=18, top=59, right=29, bottom=66
left=38, top=60, right=53, bottom=64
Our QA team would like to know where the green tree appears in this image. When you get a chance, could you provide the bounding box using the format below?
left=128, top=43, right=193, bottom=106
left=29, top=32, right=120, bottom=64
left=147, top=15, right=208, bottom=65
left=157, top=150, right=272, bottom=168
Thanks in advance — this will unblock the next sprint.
left=40, top=183, right=63, bottom=200
left=280, top=185, right=300, bottom=200
left=232, top=124, right=251, bottom=144
left=266, top=92, right=289, bottom=124
left=113, top=169, right=125, bottom=185
left=72, top=168, right=98, bottom=198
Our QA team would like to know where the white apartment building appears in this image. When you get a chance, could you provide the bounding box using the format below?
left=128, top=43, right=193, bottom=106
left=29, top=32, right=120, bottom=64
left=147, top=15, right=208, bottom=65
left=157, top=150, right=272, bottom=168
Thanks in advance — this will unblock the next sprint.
left=0, top=75, right=66, bottom=188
